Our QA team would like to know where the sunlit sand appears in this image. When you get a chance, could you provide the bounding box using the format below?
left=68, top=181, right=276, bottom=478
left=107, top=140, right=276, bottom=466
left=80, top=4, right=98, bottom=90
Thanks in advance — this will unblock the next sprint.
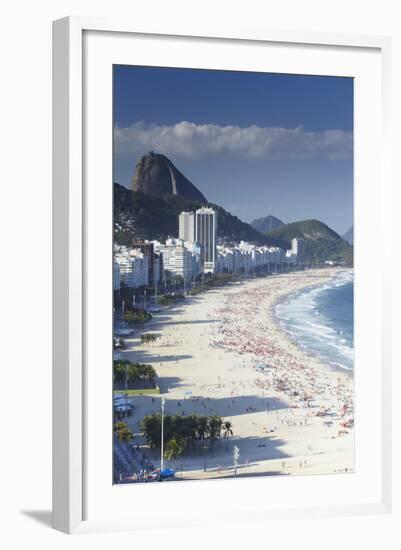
left=122, top=268, right=354, bottom=479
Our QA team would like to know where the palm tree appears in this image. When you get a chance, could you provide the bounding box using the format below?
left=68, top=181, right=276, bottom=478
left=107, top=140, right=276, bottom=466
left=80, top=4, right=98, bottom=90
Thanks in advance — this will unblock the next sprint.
left=141, top=413, right=229, bottom=457
left=127, top=363, right=140, bottom=384
left=223, top=420, right=233, bottom=450
left=215, top=416, right=223, bottom=447
left=216, top=416, right=223, bottom=437
left=184, top=415, right=199, bottom=449
left=208, top=415, right=223, bottom=447
left=141, top=413, right=162, bottom=448
left=164, top=437, right=185, bottom=461
left=196, top=416, right=209, bottom=448
left=143, top=364, right=156, bottom=383
left=113, top=361, right=127, bottom=385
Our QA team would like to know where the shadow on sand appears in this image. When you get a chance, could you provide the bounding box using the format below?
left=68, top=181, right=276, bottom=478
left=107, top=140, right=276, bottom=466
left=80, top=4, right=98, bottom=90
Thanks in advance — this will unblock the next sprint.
left=130, top=393, right=289, bottom=418
left=143, top=433, right=291, bottom=479
left=128, top=351, right=193, bottom=364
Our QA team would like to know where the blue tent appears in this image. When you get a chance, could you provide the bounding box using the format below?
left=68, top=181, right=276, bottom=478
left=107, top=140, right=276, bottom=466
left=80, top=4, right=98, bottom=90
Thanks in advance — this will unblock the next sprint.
left=160, top=468, right=175, bottom=478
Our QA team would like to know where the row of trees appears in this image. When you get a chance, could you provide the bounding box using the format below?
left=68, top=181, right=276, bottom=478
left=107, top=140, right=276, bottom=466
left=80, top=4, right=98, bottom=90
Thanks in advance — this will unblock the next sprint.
left=141, top=413, right=233, bottom=459
left=188, top=273, right=235, bottom=296
left=113, top=360, right=157, bottom=387
left=206, top=273, right=235, bottom=287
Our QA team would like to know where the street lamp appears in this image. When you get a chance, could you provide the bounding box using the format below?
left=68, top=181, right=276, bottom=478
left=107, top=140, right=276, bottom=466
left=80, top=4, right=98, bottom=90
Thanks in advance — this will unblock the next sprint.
left=160, top=397, right=165, bottom=472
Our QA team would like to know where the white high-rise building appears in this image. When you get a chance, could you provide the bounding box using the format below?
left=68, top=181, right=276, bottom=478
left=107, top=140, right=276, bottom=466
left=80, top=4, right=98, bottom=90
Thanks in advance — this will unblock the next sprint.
left=179, top=212, right=196, bottom=242
left=291, top=238, right=306, bottom=264
left=113, top=260, right=121, bottom=290
left=195, top=207, right=217, bottom=273
left=114, top=251, right=149, bottom=288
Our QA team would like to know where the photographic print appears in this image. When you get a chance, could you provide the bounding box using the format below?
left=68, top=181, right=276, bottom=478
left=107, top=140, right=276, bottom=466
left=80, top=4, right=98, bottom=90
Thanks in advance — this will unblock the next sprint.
left=112, top=66, right=354, bottom=484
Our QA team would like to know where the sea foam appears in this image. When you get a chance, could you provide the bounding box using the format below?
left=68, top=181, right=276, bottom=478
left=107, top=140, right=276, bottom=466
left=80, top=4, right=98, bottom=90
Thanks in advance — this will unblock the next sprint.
left=275, top=270, right=354, bottom=371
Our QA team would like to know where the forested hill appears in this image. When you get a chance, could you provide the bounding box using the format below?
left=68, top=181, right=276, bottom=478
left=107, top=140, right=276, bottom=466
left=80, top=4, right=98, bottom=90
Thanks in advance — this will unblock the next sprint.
left=266, top=219, right=354, bottom=265
left=114, top=183, right=285, bottom=248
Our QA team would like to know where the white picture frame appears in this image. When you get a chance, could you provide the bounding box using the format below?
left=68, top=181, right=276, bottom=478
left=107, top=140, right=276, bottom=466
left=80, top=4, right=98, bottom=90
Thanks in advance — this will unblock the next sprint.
left=52, top=16, right=392, bottom=534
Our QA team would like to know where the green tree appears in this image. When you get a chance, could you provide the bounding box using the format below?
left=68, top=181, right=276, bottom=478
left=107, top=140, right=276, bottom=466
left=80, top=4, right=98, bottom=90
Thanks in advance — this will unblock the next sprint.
left=138, top=363, right=156, bottom=383
left=141, top=413, right=162, bottom=448
left=114, top=421, right=128, bottom=433
left=223, top=420, right=233, bottom=450
left=196, top=416, right=209, bottom=447
left=164, top=437, right=185, bottom=461
left=117, top=427, right=133, bottom=442
left=113, top=362, right=127, bottom=384
left=141, top=412, right=227, bottom=452
left=208, top=415, right=223, bottom=445
left=114, top=421, right=133, bottom=442
left=113, top=360, right=156, bottom=389
left=124, top=308, right=152, bottom=325
left=141, top=333, right=157, bottom=345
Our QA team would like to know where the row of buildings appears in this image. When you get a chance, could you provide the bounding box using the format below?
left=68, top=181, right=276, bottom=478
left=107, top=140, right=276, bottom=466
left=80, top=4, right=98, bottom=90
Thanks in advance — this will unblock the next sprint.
left=113, top=207, right=306, bottom=290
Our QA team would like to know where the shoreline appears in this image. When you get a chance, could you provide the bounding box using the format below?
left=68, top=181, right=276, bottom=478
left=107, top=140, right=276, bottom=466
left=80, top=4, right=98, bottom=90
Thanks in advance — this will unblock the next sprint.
left=120, top=267, right=354, bottom=479
left=271, top=269, right=354, bottom=376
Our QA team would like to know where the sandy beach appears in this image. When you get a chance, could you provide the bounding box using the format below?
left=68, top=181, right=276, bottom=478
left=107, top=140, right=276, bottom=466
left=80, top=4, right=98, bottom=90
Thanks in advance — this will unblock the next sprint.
left=121, top=268, right=354, bottom=479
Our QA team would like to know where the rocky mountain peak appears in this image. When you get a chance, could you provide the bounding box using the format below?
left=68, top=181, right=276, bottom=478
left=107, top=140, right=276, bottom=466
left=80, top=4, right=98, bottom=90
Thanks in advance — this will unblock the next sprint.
left=132, top=152, right=207, bottom=203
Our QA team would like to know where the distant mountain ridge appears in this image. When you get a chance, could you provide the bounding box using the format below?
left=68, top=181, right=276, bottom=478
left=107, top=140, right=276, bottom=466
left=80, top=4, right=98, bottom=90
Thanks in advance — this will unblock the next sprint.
left=250, top=215, right=284, bottom=233
left=266, top=219, right=353, bottom=265
left=132, top=151, right=207, bottom=203
left=342, top=225, right=354, bottom=245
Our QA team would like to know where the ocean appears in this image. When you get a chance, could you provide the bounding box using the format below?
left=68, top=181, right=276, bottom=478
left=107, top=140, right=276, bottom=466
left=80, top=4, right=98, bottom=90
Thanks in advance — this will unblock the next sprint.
left=275, top=270, right=354, bottom=371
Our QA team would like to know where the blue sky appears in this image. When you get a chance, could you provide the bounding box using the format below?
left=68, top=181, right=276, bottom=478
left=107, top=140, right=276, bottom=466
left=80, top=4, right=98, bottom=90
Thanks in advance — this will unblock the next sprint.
left=113, top=65, right=353, bottom=235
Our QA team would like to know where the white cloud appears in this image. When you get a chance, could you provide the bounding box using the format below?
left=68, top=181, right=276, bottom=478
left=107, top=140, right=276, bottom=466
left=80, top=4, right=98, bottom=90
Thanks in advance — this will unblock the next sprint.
left=114, top=121, right=353, bottom=161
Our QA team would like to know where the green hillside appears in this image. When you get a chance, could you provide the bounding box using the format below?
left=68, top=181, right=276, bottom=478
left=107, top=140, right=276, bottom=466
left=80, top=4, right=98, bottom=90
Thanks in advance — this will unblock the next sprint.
left=250, top=215, right=284, bottom=233
left=266, top=219, right=353, bottom=265
left=114, top=183, right=284, bottom=247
